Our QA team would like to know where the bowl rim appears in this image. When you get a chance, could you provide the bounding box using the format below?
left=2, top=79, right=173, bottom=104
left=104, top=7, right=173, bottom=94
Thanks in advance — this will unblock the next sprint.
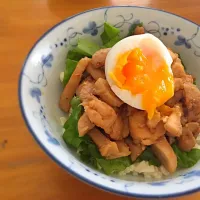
left=18, top=5, right=200, bottom=198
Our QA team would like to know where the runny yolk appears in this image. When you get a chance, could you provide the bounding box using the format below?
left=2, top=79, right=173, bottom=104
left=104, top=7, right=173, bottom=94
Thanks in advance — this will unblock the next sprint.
left=110, top=48, right=174, bottom=119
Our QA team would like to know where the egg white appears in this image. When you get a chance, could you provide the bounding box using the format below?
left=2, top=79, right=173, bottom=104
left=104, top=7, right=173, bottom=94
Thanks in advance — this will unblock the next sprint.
left=105, top=33, right=173, bottom=110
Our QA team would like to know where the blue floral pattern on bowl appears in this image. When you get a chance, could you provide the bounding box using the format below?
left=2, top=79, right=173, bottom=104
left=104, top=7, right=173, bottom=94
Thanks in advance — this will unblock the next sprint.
left=19, top=6, right=200, bottom=198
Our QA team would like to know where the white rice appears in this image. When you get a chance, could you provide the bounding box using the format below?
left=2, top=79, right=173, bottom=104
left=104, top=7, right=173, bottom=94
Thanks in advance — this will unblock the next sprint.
left=60, top=72, right=64, bottom=82
left=119, top=161, right=169, bottom=180
left=60, top=117, right=67, bottom=126
left=60, top=117, right=67, bottom=133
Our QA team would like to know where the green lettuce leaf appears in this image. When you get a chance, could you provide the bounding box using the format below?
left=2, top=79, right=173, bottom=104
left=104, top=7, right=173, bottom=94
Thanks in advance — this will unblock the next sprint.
left=97, top=157, right=132, bottom=175
left=128, top=22, right=143, bottom=36
left=76, top=38, right=100, bottom=57
left=101, top=22, right=120, bottom=44
left=63, top=97, right=83, bottom=148
left=103, top=35, right=121, bottom=48
left=67, top=49, right=86, bottom=61
left=172, top=144, right=200, bottom=168
left=137, top=147, right=161, bottom=167
left=77, top=142, right=101, bottom=168
left=77, top=138, right=131, bottom=175
left=63, top=59, right=78, bottom=86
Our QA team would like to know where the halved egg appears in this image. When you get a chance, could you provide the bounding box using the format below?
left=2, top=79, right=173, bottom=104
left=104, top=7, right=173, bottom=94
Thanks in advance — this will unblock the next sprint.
left=105, top=33, right=174, bottom=119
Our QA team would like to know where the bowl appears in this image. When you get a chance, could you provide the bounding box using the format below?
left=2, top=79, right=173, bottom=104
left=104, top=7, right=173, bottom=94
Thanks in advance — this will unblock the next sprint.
left=18, top=6, right=200, bottom=198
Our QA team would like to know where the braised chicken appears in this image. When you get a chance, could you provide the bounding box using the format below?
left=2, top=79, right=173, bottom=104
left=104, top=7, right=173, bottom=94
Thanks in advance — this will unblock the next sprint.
left=129, top=110, right=166, bottom=145
left=126, top=138, right=146, bottom=161
left=88, top=128, right=130, bottom=159
left=91, top=48, right=111, bottom=68
left=164, top=106, right=182, bottom=137
left=78, top=112, right=95, bottom=137
left=183, top=83, right=200, bottom=122
left=147, top=110, right=161, bottom=130
left=76, top=76, right=95, bottom=102
left=83, top=98, right=117, bottom=133
left=134, top=26, right=145, bottom=35
left=177, top=127, right=196, bottom=152
left=94, top=78, right=123, bottom=107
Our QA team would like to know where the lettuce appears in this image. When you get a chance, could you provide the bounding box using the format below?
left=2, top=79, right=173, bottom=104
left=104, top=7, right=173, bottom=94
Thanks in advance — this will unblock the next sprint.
left=103, top=35, right=121, bottom=48
left=97, top=157, right=132, bottom=175
left=76, top=38, right=100, bottom=57
left=63, top=59, right=78, bottom=86
left=101, top=22, right=120, bottom=44
left=137, top=147, right=161, bottom=167
left=172, top=144, right=200, bottom=168
left=77, top=141, right=131, bottom=175
left=67, top=49, right=86, bottom=61
left=63, top=97, right=84, bottom=148
left=100, top=22, right=122, bottom=48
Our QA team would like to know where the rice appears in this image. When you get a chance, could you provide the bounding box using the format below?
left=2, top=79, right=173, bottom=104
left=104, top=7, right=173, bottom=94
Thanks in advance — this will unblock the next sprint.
left=60, top=117, right=67, bottom=126
left=119, top=160, right=170, bottom=180
left=60, top=72, right=64, bottom=82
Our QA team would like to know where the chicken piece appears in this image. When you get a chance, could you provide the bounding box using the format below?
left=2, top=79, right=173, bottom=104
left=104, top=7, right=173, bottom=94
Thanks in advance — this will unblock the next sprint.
left=181, top=116, right=188, bottom=126
left=127, top=105, right=138, bottom=116
left=164, top=105, right=182, bottom=137
left=83, top=99, right=117, bottom=133
left=129, top=111, right=166, bottom=145
left=174, top=78, right=183, bottom=92
left=177, top=127, right=196, bottom=152
left=88, top=128, right=118, bottom=158
left=166, top=136, right=176, bottom=145
left=109, top=107, right=130, bottom=140
left=59, top=57, right=90, bottom=112
left=182, top=75, right=193, bottom=84
left=185, top=122, right=200, bottom=138
left=157, top=105, right=174, bottom=116
left=94, top=78, right=123, bottom=107
left=126, top=139, right=146, bottom=162
left=122, top=117, right=130, bottom=138
left=78, top=112, right=95, bottom=137
left=115, top=140, right=131, bottom=157
left=119, top=104, right=130, bottom=138
left=86, top=62, right=106, bottom=80
left=76, top=77, right=95, bottom=102
left=171, top=60, right=186, bottom=78
left=166, top=90, right=183, bottom=107
left=171, top=58, right=193, bottom=84
left=91, top=48, right=111, bottom=68
left=134, top=26, right=145, bottom=35
left=147, top=110, right=161, bottom=129
left=168, top=49, right=178, bottom=61
left=183, top=83, right=200, bottom=122
left=151, top=137, right=177, bottom=173
left=109, top=115, right=124, bottom=140
left=88, top=128, right=130, bottom=159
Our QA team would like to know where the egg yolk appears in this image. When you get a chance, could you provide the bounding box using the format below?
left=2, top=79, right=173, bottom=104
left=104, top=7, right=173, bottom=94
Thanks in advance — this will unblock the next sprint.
left=110, top=48, right=174, bottom=119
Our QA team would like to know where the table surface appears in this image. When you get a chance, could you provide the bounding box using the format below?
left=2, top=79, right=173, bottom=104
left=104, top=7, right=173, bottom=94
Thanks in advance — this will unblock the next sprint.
left=1, top=0, right=200, bottom=199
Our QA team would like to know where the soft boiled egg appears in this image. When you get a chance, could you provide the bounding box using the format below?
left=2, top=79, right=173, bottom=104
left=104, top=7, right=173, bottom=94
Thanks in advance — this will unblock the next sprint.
left=105, top=33, right=174, bottom=119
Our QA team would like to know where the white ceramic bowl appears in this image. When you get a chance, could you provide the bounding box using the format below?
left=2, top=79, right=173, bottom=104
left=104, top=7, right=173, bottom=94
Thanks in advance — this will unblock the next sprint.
left=19, top=6, right=200, bottom=198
